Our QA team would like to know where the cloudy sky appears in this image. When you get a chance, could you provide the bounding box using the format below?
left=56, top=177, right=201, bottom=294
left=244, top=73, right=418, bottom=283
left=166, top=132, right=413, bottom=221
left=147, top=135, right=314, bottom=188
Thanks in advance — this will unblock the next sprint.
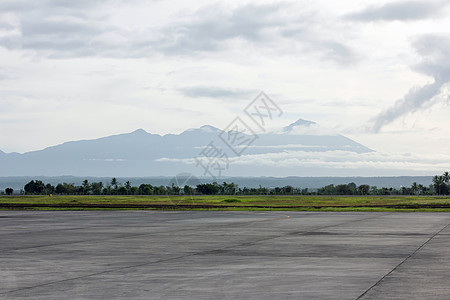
left=0, top=0, right=449, bottom=175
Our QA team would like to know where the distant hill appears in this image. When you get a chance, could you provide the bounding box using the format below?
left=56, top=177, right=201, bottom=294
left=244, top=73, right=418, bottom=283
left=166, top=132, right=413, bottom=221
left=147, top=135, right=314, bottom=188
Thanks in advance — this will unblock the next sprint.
left=0, top=118, right=374, bottom=177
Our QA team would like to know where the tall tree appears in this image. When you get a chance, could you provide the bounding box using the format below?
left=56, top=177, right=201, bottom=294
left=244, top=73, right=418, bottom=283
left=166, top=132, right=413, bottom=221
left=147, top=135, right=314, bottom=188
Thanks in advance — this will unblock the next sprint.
left=358, top=184, right=370, bottom=195
left=433, top=175, right=445, bottom=195
left=111, top=178, right=118, bottom=190
left=411, top=182, right=418, bottom=195
left=125, top=181, right=131, bottom=190
left=91, top=182, right=103, bottom=195
left=82, top=180, right=91, bottom=195
left=443, top=172, right=450, bottom=183
left=24, top=180, right=45, bottom=194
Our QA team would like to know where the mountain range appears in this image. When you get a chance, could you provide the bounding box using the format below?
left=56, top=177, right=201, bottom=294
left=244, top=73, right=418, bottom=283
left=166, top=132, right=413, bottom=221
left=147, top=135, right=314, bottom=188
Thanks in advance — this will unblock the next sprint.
left=0, top=118, right=373, bottom=177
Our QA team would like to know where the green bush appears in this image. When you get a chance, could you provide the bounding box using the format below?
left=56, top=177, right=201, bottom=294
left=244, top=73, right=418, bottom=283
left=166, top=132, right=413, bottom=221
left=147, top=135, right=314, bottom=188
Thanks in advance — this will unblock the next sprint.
left=222, top=198, right=241, bottom=203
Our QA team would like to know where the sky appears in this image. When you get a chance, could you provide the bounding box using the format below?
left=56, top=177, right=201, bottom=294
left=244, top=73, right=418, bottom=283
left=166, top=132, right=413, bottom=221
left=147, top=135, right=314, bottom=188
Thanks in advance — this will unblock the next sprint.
left=0, top=0, right=450, bottom=175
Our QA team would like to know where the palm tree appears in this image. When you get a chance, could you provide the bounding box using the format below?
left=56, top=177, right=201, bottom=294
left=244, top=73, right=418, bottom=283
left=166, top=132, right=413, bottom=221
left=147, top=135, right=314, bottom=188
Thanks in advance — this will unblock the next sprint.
left=418, top=184, right=425, bottom=195
left=433, top=175, right=444, bottom=195
left=82, top=179, right=90, bottom=195
left=111, top=177, right=118, bottom=190
left=443, top=172, right=450, bottom=183
left=411, top=182, right=418, bottom=195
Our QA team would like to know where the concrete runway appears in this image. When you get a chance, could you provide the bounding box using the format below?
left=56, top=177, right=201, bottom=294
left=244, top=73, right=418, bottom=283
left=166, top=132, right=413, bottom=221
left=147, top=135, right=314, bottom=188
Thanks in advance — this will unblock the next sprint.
left=1, top=211, right=450, bottom=299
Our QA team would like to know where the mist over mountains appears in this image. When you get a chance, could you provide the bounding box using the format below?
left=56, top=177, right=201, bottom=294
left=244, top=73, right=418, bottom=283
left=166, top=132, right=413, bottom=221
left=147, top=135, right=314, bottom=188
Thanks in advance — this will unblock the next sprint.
left=0, top=118, right=380, bottom=177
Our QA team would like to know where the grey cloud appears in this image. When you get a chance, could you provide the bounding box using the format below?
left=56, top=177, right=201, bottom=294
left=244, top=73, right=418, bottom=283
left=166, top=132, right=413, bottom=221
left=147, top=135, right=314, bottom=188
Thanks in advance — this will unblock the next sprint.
left=150, top=3, right=359, bottom=66
left=321, top=41, right=357, bottom=64
left=0, top=0, right=105, bottom=13
left=0, top=1, right=359, bottom=65
left=0, top=7, right=131, bottom=58
left=178, top=86, right=253, bottom=99
left=0, top=0, right=127, bottom=58
left=370, top=34, right=450, bottom=132
left=156, top=3, right=284, bottom=55
left=0, top=21, right=15, bottom=30
left=17, top=18, right=116, bottom=57
left=412, top=35, right=450, bottom=80
left=21, top=18, right=103, bottom=36
left=281, top=28, right=359, bottom=65
left=0, top=1, right=48, bottom=12
left=346, top=1, right=447, bottom=21
left=371, top=81, right=443, bottom=132
left=0, top=2, right=285, bottom=58
left=0, top=34, right=23, bottom=50
left=309, top=40, right=359, bottom=65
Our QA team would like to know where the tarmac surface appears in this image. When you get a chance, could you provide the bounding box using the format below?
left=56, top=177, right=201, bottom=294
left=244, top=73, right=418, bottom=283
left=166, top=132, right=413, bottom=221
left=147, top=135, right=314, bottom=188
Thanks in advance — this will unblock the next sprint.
left=1, top=211, right=450, bottom=299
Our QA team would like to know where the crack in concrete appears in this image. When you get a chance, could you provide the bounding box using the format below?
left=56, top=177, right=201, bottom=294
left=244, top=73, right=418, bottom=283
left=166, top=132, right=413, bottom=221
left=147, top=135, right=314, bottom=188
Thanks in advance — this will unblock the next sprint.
left=356, top=219, right=450, bottom=299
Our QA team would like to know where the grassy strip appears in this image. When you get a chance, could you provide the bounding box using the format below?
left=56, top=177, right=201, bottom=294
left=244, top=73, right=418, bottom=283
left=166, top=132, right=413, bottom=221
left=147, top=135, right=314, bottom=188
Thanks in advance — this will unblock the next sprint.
left=1, top=195, right=450, bottom=211
left=2, top=207, right=450, bottom=212
left=2, top=195, right=450, bottom=205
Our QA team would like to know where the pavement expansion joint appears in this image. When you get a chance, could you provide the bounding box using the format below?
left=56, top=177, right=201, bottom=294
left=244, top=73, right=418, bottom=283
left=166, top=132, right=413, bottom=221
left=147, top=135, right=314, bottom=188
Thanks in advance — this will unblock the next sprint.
left=355, top=220, right=450, bottom=299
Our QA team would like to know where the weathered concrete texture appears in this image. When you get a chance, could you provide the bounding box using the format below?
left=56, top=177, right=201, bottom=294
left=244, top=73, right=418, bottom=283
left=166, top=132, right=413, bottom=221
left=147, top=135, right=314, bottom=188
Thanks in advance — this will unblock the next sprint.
left=0, top=211, right=449, bottom=299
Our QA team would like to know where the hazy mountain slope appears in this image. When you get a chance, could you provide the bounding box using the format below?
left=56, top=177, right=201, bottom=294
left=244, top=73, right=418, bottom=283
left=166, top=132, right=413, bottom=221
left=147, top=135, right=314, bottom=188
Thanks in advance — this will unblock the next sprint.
left=0, top=118, right=374, bottom=176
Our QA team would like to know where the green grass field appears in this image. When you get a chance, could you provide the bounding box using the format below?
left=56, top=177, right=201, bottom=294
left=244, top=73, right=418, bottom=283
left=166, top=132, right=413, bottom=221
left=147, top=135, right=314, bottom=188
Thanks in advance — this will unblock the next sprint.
left=2, top=195, right=450, bottom=211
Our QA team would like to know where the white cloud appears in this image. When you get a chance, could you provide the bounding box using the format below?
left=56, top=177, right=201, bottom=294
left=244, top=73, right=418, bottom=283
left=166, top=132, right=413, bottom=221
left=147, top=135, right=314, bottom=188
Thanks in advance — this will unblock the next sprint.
left=156, top=150, right=450, bottom=174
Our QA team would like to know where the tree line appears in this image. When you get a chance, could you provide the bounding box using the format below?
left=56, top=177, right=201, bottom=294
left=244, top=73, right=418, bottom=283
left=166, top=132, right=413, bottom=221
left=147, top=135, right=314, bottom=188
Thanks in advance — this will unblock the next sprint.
left=1, top=172, right=449, bottom=196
